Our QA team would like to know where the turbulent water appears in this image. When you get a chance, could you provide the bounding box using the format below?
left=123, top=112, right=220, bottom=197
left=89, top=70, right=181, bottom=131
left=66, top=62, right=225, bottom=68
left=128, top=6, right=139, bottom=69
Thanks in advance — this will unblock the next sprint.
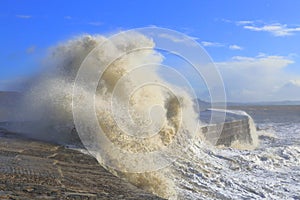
left=6, top=32, right=300, bottom=199
left=171, top=106, right=300, bottom=199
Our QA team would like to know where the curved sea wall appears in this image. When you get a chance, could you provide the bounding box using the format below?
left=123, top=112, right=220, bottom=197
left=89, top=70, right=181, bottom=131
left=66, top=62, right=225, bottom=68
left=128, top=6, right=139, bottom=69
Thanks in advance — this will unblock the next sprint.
left=200, top=109, right=258, bottom=148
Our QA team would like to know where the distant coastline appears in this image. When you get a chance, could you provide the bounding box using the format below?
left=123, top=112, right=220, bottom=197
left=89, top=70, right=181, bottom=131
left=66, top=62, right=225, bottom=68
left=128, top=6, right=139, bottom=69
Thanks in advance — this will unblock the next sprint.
left=196, top=98, right=300, bottom=107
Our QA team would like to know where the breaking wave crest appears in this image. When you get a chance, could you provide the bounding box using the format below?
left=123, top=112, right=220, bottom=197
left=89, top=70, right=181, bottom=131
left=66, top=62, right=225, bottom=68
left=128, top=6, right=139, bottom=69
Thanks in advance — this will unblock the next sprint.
left=13, top=30, right=259, bottom=199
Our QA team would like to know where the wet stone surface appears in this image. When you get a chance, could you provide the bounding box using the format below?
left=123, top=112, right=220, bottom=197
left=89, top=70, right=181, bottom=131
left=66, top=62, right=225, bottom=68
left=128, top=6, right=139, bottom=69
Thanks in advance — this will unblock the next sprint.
left=0, top=131, right=163, bottom=200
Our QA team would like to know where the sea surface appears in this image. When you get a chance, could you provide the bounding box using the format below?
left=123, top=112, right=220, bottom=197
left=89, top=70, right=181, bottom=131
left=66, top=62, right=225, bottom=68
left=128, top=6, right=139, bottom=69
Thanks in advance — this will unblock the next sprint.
left=173, top=105, right=300, bottom=199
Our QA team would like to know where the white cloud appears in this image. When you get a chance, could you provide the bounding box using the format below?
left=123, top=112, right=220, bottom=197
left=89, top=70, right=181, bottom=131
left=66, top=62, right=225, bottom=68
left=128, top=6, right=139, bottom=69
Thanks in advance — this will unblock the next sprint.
left=257, top=52, right=267, bottom=57
left=215, top=54, right=299, bottom=101
left=158, top=33, right=198, bottom=43
left=64, top=16, right=72, bottom=20
left=88, top=22, right=103, bottom=26
left=289, top=79, right=300, bottom=87
left=275, top=80, right=300, bottom=101
left=242, top=23, right=300, bottom=36
left=232, top=19, right=300, bottom=36
left=223, top=55, right=294, bottom=68
left=221, top=19, right=257, bottom=25
left=16, top=15, right=32, bottom=19
left=201, top=41, right=223, bottom=47
left=229, top=45, right=243, bottom=50
left=236, top=20, right=254, bottom=25
left=201, top=41, right=243, bottom=50
left=220, top=18, right=233, bottom=23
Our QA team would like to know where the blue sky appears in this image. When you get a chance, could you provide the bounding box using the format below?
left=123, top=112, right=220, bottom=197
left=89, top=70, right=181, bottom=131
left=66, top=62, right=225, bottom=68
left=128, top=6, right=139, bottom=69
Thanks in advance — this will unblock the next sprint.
left=1, top=0, right=300, bottom=101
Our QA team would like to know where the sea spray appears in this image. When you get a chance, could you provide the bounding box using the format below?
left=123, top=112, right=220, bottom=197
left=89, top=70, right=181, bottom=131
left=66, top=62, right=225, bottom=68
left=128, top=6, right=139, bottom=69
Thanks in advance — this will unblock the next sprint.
left=13, top=32, right=199, bottom=198
left=12, top=35, right=104, bottom=143
left=12, top=30, right=260, bottom=199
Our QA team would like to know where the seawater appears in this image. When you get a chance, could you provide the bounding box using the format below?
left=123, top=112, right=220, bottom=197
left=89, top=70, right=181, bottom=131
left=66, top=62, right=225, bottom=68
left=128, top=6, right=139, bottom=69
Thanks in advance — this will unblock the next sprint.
left=172, top=105, right=300, bottom=199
